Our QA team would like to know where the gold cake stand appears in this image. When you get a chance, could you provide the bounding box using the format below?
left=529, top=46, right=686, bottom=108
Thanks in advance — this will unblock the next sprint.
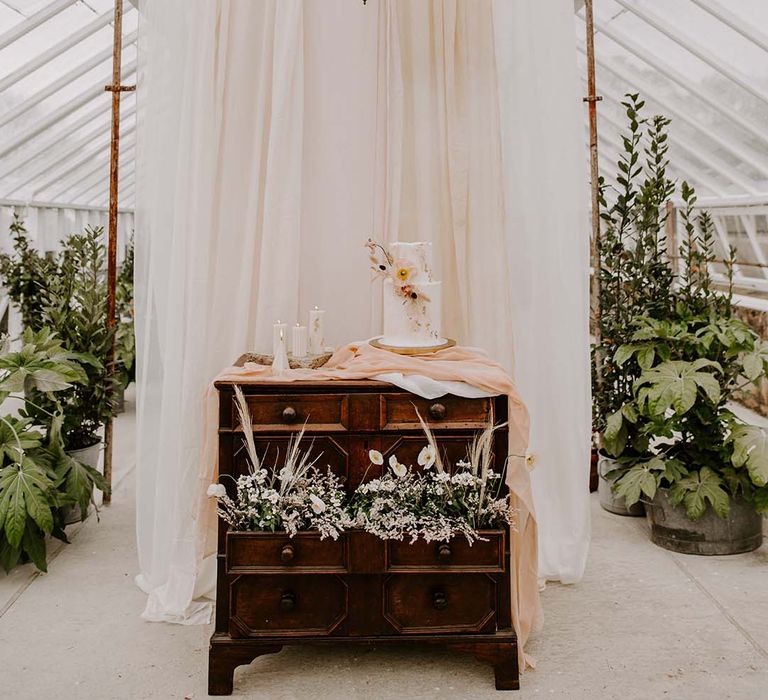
left=369, top=337, right=457, bottom=356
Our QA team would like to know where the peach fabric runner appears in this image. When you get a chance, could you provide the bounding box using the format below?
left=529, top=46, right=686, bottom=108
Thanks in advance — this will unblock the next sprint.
left=199, top=342, right=538, bottom=669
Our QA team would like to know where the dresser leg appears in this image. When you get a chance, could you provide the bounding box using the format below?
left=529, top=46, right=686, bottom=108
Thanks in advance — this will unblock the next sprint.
left=453, top=640, right=520, bottom=691
left=208, top=642, right=283, bottom=695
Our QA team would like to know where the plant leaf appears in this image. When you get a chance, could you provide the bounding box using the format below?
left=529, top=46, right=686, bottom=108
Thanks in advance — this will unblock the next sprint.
left=668, top=468, right=730, bottom=520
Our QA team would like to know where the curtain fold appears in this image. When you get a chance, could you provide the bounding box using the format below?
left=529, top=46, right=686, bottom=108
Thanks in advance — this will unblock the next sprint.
left=492, top=0, right=592, bottom=583
left=135, top=0, right=306, bottom=623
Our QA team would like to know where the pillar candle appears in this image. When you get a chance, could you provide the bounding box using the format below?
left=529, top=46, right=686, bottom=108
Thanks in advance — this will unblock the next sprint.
left=272, top=329, right=289, bottom=373
left=308, top=306, right=325, bottom=355
left=273, top=320, right=288, bottom=357
left=292, top=323, right=308, bottom=358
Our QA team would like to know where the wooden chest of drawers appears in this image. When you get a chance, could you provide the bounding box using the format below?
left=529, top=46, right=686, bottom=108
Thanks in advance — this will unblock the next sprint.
left=209, top=380, right=518, bottom=694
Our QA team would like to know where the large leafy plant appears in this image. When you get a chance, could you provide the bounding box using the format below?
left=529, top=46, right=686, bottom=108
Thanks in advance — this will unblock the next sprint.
left=115, top=236, right=135, bottom=391
left=0, top=329, right=108, bottom=572
left=603, top=185, right=768, bottom=520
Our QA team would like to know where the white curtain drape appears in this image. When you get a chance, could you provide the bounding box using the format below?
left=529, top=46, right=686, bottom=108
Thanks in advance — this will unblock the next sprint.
left=493, top=1, right=592, bottom=583
left=135, top=0, right=590, bottom=624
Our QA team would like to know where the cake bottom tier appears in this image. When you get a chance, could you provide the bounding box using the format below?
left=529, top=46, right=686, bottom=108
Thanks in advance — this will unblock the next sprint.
left=381, top=279, right=444, bottom=347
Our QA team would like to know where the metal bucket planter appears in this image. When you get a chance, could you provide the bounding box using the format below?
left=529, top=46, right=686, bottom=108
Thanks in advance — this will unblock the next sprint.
left=645, top=488, right=764, bottom=555
left=597, top=452, right=645, bottom=516
left=61, top=441, right=103, bottom=525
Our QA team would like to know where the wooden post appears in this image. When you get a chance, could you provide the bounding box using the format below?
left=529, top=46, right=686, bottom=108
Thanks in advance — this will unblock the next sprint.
left=103, top=0, right=136, bottom=504
left=584, top=0, right=603, bottom=387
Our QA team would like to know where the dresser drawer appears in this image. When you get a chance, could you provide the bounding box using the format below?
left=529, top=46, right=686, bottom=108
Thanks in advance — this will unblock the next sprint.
left=226, top=532, right=347, bottom=573
left=383, top=573, right=496, bottom=634
left=229, top=574, right=348, bottom=637
left=380, top=394, right=493, bottom=431
left=237, top=393, right=349, bottom=432
left=386, top=532, right=504, bottom=572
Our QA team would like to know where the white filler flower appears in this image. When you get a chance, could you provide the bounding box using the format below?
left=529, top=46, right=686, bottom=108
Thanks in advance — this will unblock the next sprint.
left=207, top=483, right=227, bottom=498
left=417, top=445, right=436, bottom=469
left=369, top=449, right=384, bottom=465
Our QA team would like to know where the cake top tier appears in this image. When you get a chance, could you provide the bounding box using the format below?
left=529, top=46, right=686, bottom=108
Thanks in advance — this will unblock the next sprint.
left=389, top=241, right=435, bottom=284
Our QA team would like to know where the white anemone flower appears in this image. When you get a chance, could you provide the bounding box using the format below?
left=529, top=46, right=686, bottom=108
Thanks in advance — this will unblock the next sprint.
left=389, top=454, right=407, bottom=478
left=369, top=449, right=384, bottom=465
left=207, top=483, right=227, bottom=498
left=309, top=494, right=326, bottom=514
left=417, top=445, right=436, bottom=469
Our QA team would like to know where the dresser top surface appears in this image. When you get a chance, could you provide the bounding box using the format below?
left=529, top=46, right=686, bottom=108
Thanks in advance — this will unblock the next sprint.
left=214, top=378, right=396, bottom=391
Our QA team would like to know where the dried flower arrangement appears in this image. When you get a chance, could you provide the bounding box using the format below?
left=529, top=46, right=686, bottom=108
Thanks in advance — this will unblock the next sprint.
left=208, top=389, right=515, bottom=544
left=208, top=387, right=348, bottom=540
left=366, top=238, right=433, bottom=305
left=348, top=415, right=515, bottom=544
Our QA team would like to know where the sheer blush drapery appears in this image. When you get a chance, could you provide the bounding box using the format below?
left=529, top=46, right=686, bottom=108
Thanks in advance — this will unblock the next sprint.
left=135, top=0, right=590, bottom=629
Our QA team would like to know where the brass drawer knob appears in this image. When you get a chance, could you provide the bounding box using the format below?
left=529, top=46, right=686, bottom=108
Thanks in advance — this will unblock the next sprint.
left=280, top=544, right=295, bottom=563
left=280, top=590, right=296, bottom=612
left=282, top=406, right=298, bottom=423
left=432, top=590, right=448, bottom=610
left=428, top=402, right=446, bottom=420
left=437, top=543, right=452, bottom=562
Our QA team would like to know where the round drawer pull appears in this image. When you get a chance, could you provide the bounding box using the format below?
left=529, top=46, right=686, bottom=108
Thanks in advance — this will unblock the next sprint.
left=432, top=590, right=448, bottom=610
left=280, top=590, right=296, bottom=612
left=437, top=543, right=452, bottom=562
left=280, top=544, right=295, bottom=563
left=428, top=402, right=446, bottom=421
left=281, top=406, right=298, bottom=423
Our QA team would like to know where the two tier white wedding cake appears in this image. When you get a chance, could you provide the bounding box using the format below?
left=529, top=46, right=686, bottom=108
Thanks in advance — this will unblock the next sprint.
left=366, top=239, right=446, bottom=349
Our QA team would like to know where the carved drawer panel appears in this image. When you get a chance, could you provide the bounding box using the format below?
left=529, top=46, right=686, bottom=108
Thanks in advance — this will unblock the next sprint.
left=226, top=532, right=347, bottom=574
left=386, top=532, right=505, bottom=572
left=237, top=393, right=349, bottom=432
left=233, top=435, right=349, bottom=484
left=383, top=573, right=496, bottom=634
left=229, top=574, right=348, bottom=638
left=380, top=394, right=493, bottom=431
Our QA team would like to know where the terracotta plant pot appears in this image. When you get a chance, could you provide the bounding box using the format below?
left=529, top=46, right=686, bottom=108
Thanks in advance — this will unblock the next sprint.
left=645, top=488, right=764, bottom=555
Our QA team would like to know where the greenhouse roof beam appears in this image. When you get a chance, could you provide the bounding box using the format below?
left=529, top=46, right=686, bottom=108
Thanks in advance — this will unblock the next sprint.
left=86, top=171, right=135, bottom=207
left=580, top=14, right=768, bottom=149
left=0, top=9, right=119, bottom=93
left=611, top=0, right=768, bottom=109
left=0, top=30, right=138, bottom=128
left=30, top=128, right=136, bottom=197
left=688, top=0, right=768, bottom=55
left=739, top=214, right=768, bottom=280
left=5, top=104, right=136, bottom=196
left=0, top=61, right=137, bottom=161
left=710, top=216, right=743, bottom=276
left=72, top=160, right=134, bottom=206
left=0, top=0, right=77, bottom=52
left=0, top=97, right=122, bottom=180
left=42, top=136, right=136, bottom=201
left=576, top=45, right=768, bottom=179
left=596, top=88, right=761, bottom=195
left=52, top=144, right=135, bottom=203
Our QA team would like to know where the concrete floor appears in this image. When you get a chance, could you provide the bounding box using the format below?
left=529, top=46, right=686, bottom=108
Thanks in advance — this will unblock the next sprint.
left=1, top=393, right=767, bottom=700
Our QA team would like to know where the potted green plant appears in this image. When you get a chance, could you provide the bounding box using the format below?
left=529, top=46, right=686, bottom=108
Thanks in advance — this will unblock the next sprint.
left=0, top=328, right=108, bottom=571
left=592, top=94, right=675, bottom=515
left=24, top=227, right=117, bottom=480
left=604, top=187, right=767, bottom=554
